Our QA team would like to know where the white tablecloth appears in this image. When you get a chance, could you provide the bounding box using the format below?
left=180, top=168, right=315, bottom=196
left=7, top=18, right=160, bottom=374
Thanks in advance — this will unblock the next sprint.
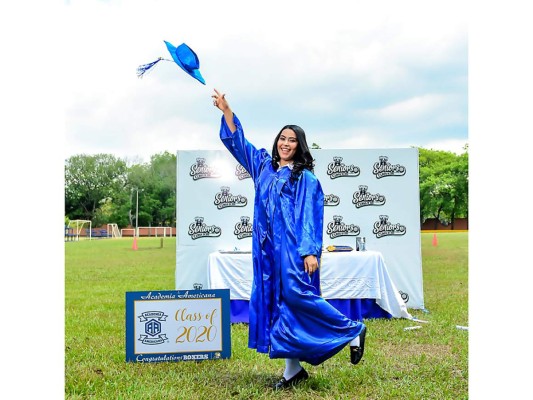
left=207, top=250, right=411, bottom=319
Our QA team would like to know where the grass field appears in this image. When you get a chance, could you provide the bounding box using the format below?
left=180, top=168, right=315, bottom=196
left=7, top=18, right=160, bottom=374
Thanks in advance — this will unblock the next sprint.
left=65, top=232, right=468, bottom=399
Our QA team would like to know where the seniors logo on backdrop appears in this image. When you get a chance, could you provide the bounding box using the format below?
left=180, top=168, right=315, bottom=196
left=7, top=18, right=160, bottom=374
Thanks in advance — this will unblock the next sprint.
left=214, top=186, right=248, bottom=209
left=188, top=217, right=222, bottom=240
left=189, top=158, right=221, bottom=180
left=234, top=216, right=253, bottom=239
left=373, top=156, right=406, bottom=179
left=326, top=215, right=361, bottom=239
left=137, top=311, right=169, bottom=345
left=324, top=193, right=340, bottom=207
left=352, top=185, right=386, bottom=208
left=326, top=156, right=360, bottom=179
left=235, top=164, right=251, bottom=180
left=373, top=215, right=407, bottom=238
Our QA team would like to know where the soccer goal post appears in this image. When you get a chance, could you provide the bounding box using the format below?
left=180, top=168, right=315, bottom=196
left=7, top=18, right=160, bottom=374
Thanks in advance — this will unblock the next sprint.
left=139, top=226, right=173, bottom=237
left=67, top=220, right=92, bottom=241
left=107, top=223, right=121, bottom=238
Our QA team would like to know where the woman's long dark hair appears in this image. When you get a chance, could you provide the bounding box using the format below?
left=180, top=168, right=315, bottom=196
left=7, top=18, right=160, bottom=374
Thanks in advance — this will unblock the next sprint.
left=271, top=124, right=315, bottom=181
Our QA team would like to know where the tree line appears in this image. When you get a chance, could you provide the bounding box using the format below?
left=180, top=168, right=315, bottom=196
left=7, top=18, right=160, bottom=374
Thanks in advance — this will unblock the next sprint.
left=64, top=147, right=468, bottom=229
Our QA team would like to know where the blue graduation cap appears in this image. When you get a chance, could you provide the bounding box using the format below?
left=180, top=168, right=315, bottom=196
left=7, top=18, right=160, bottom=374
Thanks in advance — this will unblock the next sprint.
left=137, top=41, right=206, bottom=85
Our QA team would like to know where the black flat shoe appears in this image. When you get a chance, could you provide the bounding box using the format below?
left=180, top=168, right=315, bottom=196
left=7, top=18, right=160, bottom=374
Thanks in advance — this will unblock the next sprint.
left=350, top=325, right=367, bottom=365
left=272, top=367, right=309, bottom=390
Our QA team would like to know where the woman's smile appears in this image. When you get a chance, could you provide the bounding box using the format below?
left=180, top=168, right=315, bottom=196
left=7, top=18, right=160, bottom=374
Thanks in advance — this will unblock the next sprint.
left=277, top=129, right=298, bottom=166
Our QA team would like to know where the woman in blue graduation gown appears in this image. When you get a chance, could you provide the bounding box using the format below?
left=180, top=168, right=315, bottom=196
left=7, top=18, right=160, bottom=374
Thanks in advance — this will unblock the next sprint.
left=212, top=89, right=367, bottom=389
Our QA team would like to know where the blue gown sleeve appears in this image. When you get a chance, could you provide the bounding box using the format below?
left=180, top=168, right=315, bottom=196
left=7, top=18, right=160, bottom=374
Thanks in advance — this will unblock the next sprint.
left=219, top=113, right=271, bottom=181
left=294, top=170, right=324, bottom=257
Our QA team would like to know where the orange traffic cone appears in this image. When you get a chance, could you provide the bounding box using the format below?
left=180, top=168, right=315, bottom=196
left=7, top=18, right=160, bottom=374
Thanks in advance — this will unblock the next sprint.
left=132, top=236, right=138, bottom=250
left=432, top=233, right=438, bottom=247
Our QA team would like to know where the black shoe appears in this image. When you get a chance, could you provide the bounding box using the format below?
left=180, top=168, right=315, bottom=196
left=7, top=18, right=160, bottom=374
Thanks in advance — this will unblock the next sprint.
left=272, top=367, right=309, bottom=390
left=350, top=325, right=367, bottom=365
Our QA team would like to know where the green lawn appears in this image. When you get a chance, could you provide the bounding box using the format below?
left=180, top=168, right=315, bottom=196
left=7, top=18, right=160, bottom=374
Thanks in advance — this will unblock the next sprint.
left=65, top=232, right=468, bottom=399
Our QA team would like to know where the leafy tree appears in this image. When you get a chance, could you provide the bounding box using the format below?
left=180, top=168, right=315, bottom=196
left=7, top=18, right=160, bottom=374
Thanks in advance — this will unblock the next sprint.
left=124, top=151, right=177, bottom=228
left=65, top=154, right=128, bottom=226
left=418, top=147, right=468, bottom=229
left=144, top=152, right=177, bottom=227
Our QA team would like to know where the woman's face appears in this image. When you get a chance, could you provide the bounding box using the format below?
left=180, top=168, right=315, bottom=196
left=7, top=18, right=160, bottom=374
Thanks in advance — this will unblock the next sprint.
left=277, top=128, right=298, bottom=166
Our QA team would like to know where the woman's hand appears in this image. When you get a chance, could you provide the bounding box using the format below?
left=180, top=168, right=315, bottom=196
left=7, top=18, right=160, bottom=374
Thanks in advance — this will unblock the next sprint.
left=212, top=88, right=236, bottom=133
left=304, top=255, right=319, bottom=275
left=212, top=88, right=229, bottom=112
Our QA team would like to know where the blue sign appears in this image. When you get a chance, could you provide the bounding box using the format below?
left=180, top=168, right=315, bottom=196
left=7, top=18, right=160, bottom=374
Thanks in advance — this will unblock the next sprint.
left=125, top=289, right=231, bottom=363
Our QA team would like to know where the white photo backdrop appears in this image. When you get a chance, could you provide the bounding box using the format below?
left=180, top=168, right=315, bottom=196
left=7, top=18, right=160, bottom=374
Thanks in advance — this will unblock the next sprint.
left=176, top=148, right=424, bottom=309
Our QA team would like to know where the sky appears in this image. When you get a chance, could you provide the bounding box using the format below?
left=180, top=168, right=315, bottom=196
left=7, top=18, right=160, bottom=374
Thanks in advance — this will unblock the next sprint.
left=64, top=0, right=468, bottom=163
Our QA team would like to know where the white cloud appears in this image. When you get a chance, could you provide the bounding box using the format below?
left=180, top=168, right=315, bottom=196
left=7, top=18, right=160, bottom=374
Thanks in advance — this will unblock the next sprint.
left=371, top=94, right=447, bottom=121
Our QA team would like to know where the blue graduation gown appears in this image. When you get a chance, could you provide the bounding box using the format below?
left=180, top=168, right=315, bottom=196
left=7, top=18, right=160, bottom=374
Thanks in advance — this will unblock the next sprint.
left=220, top=114, right=364, bottom=365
